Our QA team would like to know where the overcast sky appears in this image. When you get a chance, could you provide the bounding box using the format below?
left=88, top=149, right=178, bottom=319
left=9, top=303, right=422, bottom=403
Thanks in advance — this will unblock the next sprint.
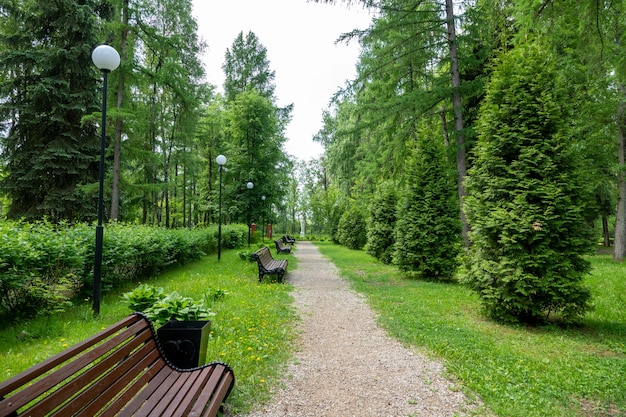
left=191, top=0, right=373, bottom=161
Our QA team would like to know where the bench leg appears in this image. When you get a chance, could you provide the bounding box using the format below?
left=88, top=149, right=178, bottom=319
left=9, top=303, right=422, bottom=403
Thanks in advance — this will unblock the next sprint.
left=277, top=271, right=284, bottom=283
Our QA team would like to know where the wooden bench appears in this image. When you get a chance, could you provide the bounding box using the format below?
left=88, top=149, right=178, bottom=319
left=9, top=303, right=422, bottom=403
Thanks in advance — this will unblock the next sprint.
left=274, top=238, right=292, bottom=254
left=0, top=313, right=235, bottom=417
left=252, top=246, right=288, bottom=283
left=282, top=235, right=295, bottom=245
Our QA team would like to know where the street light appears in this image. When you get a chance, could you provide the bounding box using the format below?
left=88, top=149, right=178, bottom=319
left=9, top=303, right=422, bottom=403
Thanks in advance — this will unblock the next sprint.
left=216, top=155, right=227, bottom=261
left=91, top=44, right=120, bottom=316
left=247, top=181, right=254, bottom=247
left=261, top=195, right=266, bottom=242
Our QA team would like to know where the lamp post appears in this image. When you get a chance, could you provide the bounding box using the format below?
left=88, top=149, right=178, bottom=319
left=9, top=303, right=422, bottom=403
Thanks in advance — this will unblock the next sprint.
left=261, top=195, right=266, bottom=242
left=247, top=181, right=254, bottom=247
left=216, top=155, right=227, bottom=261
left=91, top=45, right=120, bottom=316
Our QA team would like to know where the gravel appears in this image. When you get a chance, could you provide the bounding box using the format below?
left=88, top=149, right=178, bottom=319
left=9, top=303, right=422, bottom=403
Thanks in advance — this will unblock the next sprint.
left=230, top=241, right=482, bottom=417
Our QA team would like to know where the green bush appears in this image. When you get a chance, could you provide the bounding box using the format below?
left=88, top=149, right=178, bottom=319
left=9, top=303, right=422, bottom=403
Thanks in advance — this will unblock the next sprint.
left=365, top=184, right=397, bottom=264
left=122, top=283, right=166, bottom=312
left=0, top=221, right=87, bottom=320
left=122, top=284, right=216, bottom=327
left=336, top=203, right=367, bottom=250
left=0, top=221, right=248, bottom=322
left=394, top=129, right=461, bottom=280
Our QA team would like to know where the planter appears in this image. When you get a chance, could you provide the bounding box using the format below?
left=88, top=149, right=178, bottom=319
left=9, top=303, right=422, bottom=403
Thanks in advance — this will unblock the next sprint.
left=156, top=320, right=211, bottom=369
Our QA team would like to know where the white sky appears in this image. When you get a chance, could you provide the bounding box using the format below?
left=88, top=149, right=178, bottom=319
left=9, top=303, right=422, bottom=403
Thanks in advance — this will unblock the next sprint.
left=191, top=0, right=373, bottom=161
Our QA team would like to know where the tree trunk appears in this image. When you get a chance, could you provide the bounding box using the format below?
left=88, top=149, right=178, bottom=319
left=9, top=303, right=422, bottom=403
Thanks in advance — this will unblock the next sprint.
left=445, top=0, right=469, bottom=245
left=614, top=87, right=626, bottom=261
left=603, top=215, right=610, bottom=247
left=110, top=1, right=129, bottom=221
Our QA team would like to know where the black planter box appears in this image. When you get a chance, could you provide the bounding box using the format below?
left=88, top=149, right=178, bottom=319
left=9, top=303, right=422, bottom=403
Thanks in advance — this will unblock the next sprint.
left=156, top=320, right=210, bottom=369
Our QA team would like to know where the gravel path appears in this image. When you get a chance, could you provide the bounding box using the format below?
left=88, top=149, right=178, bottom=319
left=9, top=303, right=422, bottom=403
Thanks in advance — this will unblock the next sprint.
left=233, top=241, right=481, bottom=417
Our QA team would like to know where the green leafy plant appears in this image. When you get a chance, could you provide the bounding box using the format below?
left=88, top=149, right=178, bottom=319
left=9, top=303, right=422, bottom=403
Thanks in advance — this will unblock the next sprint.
left=238, top=250, right=254, bottom=262
left=122, top=284, right=165, bottom=312
left=204, top=287, right=228, bottom=306
left=144, top=292, right=214, bottom=327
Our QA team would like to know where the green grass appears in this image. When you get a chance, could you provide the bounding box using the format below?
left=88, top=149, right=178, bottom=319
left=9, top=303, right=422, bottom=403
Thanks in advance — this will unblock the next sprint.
left=0, top=245, right=297, bottom=414
left=315, top=241, right=626, bottom=417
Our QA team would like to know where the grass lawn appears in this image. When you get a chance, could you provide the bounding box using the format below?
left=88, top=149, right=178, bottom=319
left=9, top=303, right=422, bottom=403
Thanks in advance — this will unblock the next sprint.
left=315, top=241, right=626, bottom=417
left=0, top=245, right=297, bottom=415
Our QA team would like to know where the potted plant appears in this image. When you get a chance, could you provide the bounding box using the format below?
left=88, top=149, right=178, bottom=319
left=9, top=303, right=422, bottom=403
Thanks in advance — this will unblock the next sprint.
left=122, top=285, right=214, bottom=369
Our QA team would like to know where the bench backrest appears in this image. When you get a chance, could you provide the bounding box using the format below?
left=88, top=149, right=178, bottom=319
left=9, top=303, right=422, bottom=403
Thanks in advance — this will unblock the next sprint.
left=0, top=313, right=231, bottom=417
left=252, top=246, right=273, bottom=267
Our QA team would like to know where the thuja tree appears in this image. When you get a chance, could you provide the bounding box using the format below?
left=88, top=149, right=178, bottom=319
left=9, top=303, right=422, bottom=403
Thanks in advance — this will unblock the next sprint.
left=462, top=43, right=594, bottom=324
left=336, top=202, right=367, bottom=250
left=394, top=125, right=461, bottom=280
left=366, top=183, right=397, bottom=264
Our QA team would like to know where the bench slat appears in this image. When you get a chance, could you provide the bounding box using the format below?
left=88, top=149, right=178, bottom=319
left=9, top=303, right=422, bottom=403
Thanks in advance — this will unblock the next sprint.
left=194, top=365, right=235, bottom=417
left=25, top=332, right=155, bottom=416
left=0, top=314, right=235, bottom=417
left=70, top=344, right=162, bottom=417
left=0, top=314, right=138, bottom=398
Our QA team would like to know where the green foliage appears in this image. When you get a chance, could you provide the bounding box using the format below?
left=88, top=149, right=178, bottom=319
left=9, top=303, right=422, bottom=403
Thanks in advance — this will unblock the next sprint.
left=220, top=225, right=248, bottom=249
left=336, top=203, right=367, bottom=250
left=143, top=292, right=214, bottom=328
left=0, top=221, right=249, bottom=322
left=122, top=284, right=166, bottom=312
left=0, top=0, right=101, bottom=222
left=462, top=44, right=595, bottom=324
left=394, top=130, right=461, bottom=280
left=365, top=183, right=397, bottom=264
left=0, top=220, right=87, bottom=320
left=123, top=284, right=216, bottom=328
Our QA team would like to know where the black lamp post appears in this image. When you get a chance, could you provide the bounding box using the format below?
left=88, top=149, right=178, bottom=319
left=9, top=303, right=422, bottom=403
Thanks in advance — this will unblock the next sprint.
left=247, top=181, right=254, bottom=247
left=91, top=45, right=120, bottom=316
left=261, top=195, right=266, bottom=242
left=216, top=155, right=227, bottom=261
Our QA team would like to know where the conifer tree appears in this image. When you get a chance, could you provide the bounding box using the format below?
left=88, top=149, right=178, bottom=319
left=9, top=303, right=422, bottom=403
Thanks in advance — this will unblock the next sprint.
left=462, top=43, right=594, bottom=324
left=394, top=125, right=461, bottom=280
left=0, top=0, right=101, bottom=222
left=366, top=183, right=397, bottom=264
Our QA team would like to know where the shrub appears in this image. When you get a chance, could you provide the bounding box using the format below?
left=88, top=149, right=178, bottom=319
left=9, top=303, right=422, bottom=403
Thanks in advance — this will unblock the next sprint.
left=365, top=184, right=397, bottom=264
left=394, top=129, right=461, bottom=280
left=123, top=284, right=216, bottom=327
left=336, top=203, right=367, bottom=250
left=122, top=283, right=166, bottom=312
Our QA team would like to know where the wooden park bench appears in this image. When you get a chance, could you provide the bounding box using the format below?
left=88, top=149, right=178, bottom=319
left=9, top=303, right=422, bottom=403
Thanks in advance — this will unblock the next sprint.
left=252, top=246, right=288, bottom=283
left=274, top=238, right=292, bottom=254
left=0, top=313, right=235, bottom=417
left=282, top=235, right=295, bottom=245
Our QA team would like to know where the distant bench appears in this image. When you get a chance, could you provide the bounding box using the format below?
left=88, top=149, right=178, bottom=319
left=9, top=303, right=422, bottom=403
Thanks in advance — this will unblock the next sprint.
left=282, top=235, right=295, bottom=245
left=252, top=246, right=288, bottom=283
left=0, top=313, right=235, bottom=417
left=274, top=238, right=292, bottom=254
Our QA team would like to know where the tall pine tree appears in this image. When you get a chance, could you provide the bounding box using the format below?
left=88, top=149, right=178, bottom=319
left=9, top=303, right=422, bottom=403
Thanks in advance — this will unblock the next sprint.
left=0, top=0, right=102, bottom=222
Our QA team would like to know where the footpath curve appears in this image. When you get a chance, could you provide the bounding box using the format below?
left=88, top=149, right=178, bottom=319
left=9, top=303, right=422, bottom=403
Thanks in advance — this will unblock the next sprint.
left=234, top=240, right=481, bottom=417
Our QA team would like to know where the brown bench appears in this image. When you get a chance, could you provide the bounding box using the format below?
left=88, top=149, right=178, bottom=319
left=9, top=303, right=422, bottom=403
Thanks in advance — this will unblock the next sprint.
left=0, top=313, right=235, bottom=417
left=274, top=238, right=292, bottom=254
left=252, top=246, right=288, bottom=283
